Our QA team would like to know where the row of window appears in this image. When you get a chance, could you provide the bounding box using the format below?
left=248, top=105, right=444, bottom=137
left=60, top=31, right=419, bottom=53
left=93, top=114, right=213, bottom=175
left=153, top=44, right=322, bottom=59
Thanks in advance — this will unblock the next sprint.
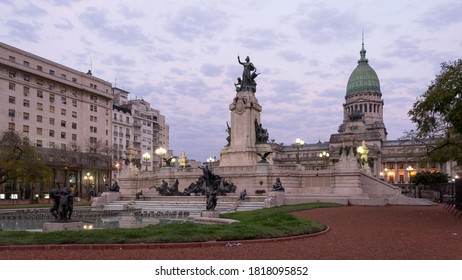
left=8, top=81, right=101, bottom=106
left=9, top=56, right=81, bottom=84
left=7, top=95, right=103, bottom=117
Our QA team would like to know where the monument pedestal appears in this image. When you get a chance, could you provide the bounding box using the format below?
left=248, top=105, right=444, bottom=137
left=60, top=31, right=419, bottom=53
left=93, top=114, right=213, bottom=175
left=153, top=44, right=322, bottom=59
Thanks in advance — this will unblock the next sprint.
left=42, top=221, right=85, bottom=232
left=201, top=210, right=220, bottom=218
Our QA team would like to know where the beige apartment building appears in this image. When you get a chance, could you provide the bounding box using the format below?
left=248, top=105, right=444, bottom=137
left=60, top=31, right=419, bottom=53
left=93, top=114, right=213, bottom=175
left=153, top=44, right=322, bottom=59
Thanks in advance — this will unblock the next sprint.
left=0, top=42, right=168, bottom=199
left=112, top=87, right=169, bottom=174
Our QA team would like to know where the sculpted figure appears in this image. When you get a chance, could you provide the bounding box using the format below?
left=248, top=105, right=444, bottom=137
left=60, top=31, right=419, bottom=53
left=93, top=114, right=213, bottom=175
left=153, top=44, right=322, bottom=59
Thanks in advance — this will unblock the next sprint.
left=272, top=177, right=285, bottom=192
left=237, top=55, right=259, bottom=91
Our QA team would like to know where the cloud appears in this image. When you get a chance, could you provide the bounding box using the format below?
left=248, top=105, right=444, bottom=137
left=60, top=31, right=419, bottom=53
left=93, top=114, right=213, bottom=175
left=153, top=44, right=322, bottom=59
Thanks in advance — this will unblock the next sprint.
left=117, top=4, right=145, bottom=19
left=5, top=20, right=41, bottom=42
left=164, top=6, right=230, bottom=41
left=237, top=28, right=286, bottom=50
left=200, top=63, right=223, bottom=77
left=79, top=8, right=149, bottom=45
left=14, top=4, right=48, bottom=17
left=54, top=19, right=73, bottom=30
left=277, top=50, right=306, bottom=62
left=294, top=4, right=362, bottom=44
left=417, top=2, right=462, bottom=29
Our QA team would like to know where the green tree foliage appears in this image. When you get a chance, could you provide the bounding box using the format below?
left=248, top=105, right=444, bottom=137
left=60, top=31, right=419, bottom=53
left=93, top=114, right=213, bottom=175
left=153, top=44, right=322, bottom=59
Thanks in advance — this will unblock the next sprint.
left=408, top=59, right=462, bottom=164
left=411, top=170, right=448, bottom=186
left=0, top=130, right=53, bottom=186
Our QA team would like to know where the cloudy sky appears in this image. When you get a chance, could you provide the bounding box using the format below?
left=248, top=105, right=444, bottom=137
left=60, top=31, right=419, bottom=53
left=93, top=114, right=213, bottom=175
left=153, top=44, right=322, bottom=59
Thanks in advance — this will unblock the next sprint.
left=1, top=0, right=461, bottom=161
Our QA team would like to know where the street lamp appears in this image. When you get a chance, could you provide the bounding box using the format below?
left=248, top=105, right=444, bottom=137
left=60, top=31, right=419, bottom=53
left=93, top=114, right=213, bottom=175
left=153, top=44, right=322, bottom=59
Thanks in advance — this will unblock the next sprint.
left=294, top=138, right=304, bottom=164
left=406, top=165, right=414, bottom=183
left=83, top=172, right=94, bottom=200
left=207, top=156, right=215, bottom=167
left=319, top=151, right=330, bottom=158
left=155, top=147, right=166, bottom=168
left=142, top=152, right=151, bottom=171
left=114, top=161, right=121, bottom=180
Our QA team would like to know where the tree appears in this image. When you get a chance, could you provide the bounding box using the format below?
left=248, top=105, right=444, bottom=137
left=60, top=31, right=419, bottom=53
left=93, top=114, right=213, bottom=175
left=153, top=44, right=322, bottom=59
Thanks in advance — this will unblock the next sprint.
left=408, top=59, right=462, bottom=164
left=0, top=130, right=53, bottom=187
left=411, top=170, right=448, bottom=186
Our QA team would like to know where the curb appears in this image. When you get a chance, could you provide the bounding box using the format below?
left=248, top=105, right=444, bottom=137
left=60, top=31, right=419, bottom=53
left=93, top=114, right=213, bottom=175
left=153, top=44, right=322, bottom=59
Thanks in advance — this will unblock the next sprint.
left=0, top=226, right=329, bottom=251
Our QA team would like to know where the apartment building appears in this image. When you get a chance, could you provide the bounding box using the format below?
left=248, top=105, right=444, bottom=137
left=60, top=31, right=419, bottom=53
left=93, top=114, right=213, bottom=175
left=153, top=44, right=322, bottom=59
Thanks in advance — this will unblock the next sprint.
left=0, top=42, right=114, bottom=198
left=112, top=88, right=169, bottom=172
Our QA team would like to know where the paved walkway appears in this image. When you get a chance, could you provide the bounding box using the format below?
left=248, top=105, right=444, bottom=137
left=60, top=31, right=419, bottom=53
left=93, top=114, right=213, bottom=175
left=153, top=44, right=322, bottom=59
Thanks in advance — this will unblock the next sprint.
left=1, top=204, right=461, bottom=259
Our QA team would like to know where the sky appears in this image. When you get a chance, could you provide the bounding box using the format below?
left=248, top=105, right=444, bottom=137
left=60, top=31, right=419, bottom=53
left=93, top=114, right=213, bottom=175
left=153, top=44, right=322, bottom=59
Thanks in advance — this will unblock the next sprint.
left=1, top=0, right=461, bottom=161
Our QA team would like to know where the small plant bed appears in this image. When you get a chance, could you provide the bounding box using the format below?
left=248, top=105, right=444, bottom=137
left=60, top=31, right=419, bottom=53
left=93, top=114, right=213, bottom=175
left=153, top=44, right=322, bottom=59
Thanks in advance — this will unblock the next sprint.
left=0, top=202, right=341, bottom=246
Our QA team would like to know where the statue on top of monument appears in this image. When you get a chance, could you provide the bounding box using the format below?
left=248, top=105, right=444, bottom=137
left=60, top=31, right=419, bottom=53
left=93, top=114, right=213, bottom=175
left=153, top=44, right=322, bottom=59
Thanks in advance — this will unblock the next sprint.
left=237, top=55, right=259, bottom=92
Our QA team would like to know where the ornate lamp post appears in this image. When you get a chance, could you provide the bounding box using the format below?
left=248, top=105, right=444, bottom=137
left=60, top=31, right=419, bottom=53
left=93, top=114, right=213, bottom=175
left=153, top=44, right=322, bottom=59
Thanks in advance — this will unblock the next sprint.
left=207, top=156, right=215, bottom=167
left=294, top=138, right=304, bottom=164
left=142, top=152, right=151, bottom=171
left=83, top=172, right=94, bottom=200
left=155, top=147, right=166, bottom=168
left=406, top=165, right=414, bottom=196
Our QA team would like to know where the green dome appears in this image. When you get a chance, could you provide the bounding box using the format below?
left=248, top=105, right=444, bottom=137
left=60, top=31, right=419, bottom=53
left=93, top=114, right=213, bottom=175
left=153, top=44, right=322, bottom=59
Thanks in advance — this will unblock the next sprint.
left=346, top=43, right=381, bottom=96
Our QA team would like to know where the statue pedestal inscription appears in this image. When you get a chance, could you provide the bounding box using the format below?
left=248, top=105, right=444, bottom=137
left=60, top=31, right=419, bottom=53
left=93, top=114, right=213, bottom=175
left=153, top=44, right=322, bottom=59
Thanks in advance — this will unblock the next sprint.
left=42, top=221, right=85, bottom=232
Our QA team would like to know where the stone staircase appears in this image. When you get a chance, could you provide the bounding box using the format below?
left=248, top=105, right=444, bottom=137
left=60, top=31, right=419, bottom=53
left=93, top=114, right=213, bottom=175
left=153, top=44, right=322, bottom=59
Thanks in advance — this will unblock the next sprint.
left=103, top=195, right=267, bottom=214
left=235, top=200, right=266, bottom=212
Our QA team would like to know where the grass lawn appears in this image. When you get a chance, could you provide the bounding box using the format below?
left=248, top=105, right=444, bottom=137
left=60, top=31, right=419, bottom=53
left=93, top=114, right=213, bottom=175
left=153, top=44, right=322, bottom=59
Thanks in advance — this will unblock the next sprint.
left=0, top=202, right=341, bottom=246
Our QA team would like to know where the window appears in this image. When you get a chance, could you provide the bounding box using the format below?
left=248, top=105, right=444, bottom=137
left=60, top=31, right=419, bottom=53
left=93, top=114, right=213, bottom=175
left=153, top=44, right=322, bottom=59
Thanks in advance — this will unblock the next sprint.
left=49, top=142, right=55, bottom=148
left=72, top=123, right=77, bottom=129
left=37, top=90, right=43, bottom=98
left=50, top=106, right=55, bottom=113
left=37, top=65, right=43, bottom=71
left=90, top=137, right=97, bottom=144
left=23, top=61, right=30, bottom=67
left=23, top=125, right=29, bottom=133
left=61, top=109, right=66, bottom=116
left=23, top=99, right=30, bottom=107
left=61, top=97, right=67, bottom=104
left=60, top=87, right=66, bottom=94
left=8, top=109, right=15, bottom=118
left=36, top=128, right=42, bottom=135
left=72, top=111, right=77, bottom=118
left=61, top=74, right=66, bottom=79
left=90, top=126, right=97, bottom=133
left=90, top=115, right=97, bottom=122
left=37, top=115, right=43, bottom=122
left=9, top=70, right=16, bottom=78
left=37, top=103, right=43, bottom=111
left=23, top=112, right=29, bottom=120
left=49, top=118, right=55, bottom=125
left=8, top=123, right=15, bottom=130
left=9, top=56, right=15, bottom=62
left=90, top=95, right=98, bottom=102
left=72, top=100, right=77, bottom=107
left=61, top=144, right=66, bottom=150
left=9, top=96, right=15, bottom=104
left=90, top=105, right=97, bottom=112
left=61, top=120, right=66, bottom=127
left=72, top=134, right=77, bottom=141
left=72, top=77, right=77, bottom=83
left=61, top=132, right=66, bottom=139
left=37, top=79, right=43, bottom=85
left=36, top=140, right=42, bottom=147
left=49, top=70, right=55, bottom=75
left=49, top=130, right=55, bottom=137
left=49, top=83, right=55, bottom=90
left=50, top=94, right=55, bottom=102
left=9, top=83, right=16, bottom=91
left=23, top=87, right=29, bottom=96
left=126, top=116, right=130, bottom=123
